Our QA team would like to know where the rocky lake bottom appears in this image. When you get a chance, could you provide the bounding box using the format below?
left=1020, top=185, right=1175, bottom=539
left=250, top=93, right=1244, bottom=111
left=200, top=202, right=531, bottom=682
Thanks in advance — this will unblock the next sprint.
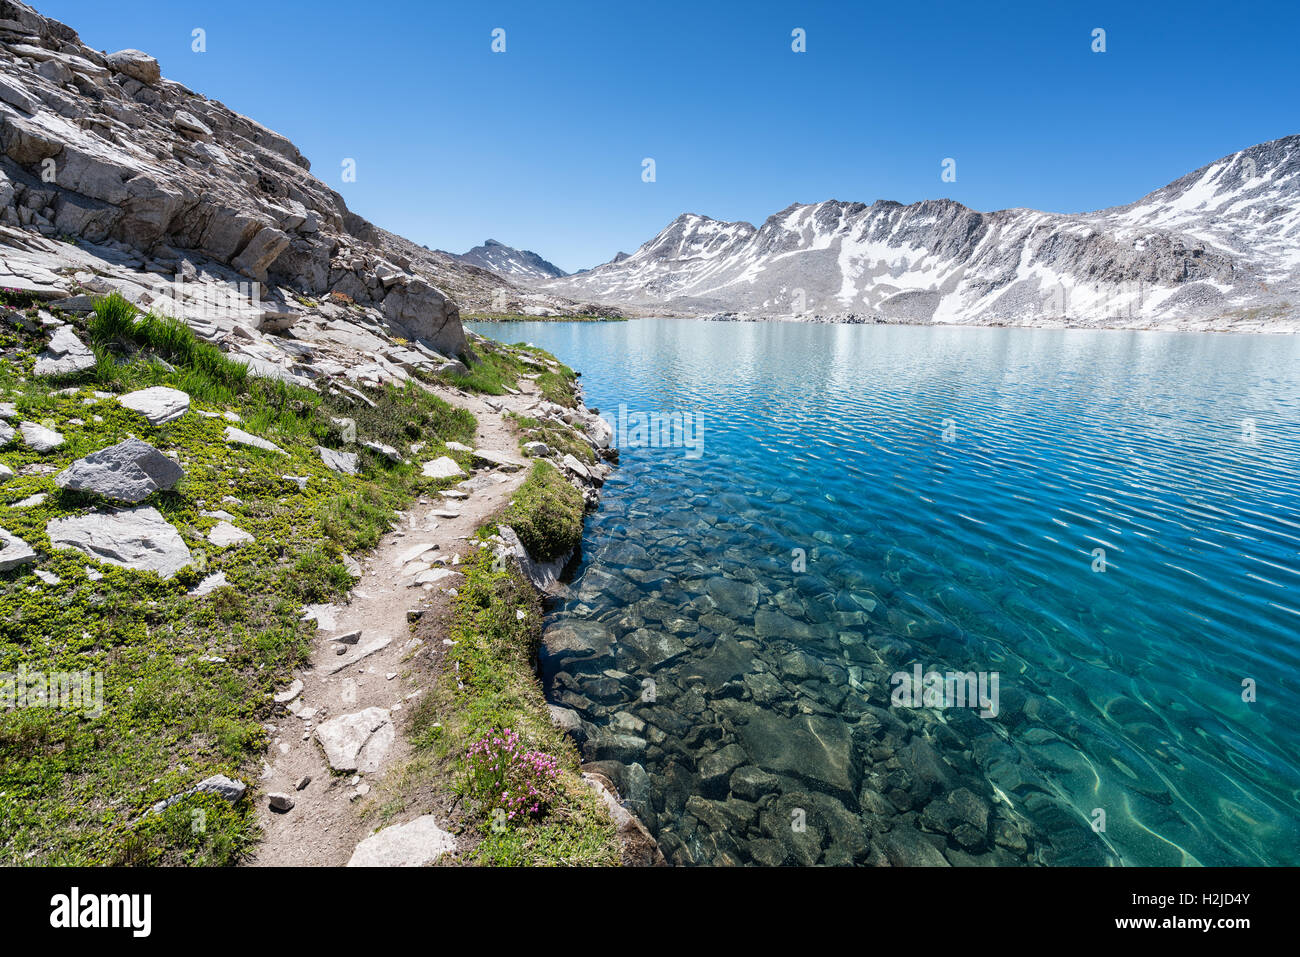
left=469, top=318, right=1300, bottom=866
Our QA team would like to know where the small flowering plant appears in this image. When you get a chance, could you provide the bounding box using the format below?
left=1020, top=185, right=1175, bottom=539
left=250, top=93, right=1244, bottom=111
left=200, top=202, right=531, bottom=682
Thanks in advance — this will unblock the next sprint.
left=465, top=727, right=562, bottom=823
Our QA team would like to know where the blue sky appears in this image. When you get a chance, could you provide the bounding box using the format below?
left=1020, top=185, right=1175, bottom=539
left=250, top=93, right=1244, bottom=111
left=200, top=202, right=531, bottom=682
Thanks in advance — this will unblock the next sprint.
left=37, top=0, right=1300, bottom=272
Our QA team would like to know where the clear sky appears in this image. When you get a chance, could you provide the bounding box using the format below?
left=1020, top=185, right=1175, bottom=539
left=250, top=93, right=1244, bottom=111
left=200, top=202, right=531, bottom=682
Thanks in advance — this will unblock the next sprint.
left=34, top=0, right=1300, bottom=273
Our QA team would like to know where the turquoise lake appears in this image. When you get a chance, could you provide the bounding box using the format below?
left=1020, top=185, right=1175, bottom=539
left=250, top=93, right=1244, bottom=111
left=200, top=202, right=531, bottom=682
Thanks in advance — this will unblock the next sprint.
left=467, top=318, right=1300, bottom=866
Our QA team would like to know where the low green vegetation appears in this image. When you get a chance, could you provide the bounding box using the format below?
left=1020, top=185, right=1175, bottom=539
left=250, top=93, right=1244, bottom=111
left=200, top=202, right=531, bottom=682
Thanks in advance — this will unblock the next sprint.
left=403, top=544, right=619, bottom=866
left=438, top=334, right=580, bottom=409
left=506, top=411, right=596, bottom=466
left=0, top=294, right=475, bottom=865
left=500, top=460, right=586, bottom=563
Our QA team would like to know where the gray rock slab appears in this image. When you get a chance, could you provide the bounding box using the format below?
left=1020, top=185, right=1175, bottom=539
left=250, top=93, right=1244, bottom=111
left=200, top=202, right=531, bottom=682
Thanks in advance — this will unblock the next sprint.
left=46, top=506, right=192, bottom=578
left=55, top=437, right=184, bottom=503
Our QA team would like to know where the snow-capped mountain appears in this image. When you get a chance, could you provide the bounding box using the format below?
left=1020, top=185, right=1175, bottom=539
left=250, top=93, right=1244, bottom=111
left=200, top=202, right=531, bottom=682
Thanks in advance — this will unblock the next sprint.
left=543, top=136, right=1300, bottom=329
left=450, top=239, right=568, bottom=283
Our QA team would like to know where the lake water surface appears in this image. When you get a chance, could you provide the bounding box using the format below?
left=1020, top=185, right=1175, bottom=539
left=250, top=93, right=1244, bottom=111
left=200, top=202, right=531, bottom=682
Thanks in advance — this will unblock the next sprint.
left=468, top=318, right=1300, bottom=866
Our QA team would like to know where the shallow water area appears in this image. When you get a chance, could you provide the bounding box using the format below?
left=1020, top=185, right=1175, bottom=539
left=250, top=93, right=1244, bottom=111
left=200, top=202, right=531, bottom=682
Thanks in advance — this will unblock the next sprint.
left=468, top=318, right=1300, bottom=866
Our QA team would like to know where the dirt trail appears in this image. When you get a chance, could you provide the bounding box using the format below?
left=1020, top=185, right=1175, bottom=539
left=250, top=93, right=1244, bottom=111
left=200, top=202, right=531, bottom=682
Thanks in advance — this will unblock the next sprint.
left=246, top=382, right=536, bottom=866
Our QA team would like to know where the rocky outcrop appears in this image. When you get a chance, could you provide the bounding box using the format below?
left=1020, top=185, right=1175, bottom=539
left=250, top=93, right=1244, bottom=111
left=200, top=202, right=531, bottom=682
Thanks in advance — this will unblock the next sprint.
left=0, top=0, right=472, bottom=358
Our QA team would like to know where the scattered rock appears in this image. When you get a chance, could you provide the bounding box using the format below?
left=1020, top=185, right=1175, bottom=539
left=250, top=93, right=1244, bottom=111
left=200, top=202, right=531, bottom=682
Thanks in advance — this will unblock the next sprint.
left=47, top=506, right=192, bottom=578
left=421, top=456, right=465, bottom=479
left=33, top=326, right=95, bottom=376
left=472, top=448, right=526, bottom=471
left=267, top=792, right=295, bottom=812
left=55, top=437, right=184, bottom=503
left=19, top=421, right=64, bottom=452
left=0, top=528, right=36, bottom=571
left=105, top=48, right=161, bottom=84
left=273, top=679, right=303, bottom=704
left=116, top=386, right=190, bottom=425
left=316, top=445, right=359, bottom=475
left=224, top=426, right=286, bottom=455
left=346, top=815, right=457, bottom=867
left=315, top=707, right=393, bottom=772
left=207, top=520, right=254, bottom=547
left=149, top=774, right=245, bottom=815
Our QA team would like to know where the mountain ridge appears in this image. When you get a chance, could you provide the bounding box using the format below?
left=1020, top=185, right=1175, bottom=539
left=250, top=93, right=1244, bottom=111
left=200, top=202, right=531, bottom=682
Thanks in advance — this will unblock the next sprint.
left=545, top=135, right=1300, bottom=330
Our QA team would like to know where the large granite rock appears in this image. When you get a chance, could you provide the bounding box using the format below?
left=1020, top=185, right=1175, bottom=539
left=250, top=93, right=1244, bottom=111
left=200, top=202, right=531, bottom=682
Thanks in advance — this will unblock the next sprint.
left=346, top=815, right=457, bottom=867
left=55, top=437, right=184, bottom=502
left=46, top=505, right=192, bottom=578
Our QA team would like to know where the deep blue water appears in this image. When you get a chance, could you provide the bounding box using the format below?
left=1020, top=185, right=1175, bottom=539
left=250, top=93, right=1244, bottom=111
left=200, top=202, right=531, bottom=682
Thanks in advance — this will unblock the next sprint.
left=469, top=318, right=1300, bottom=866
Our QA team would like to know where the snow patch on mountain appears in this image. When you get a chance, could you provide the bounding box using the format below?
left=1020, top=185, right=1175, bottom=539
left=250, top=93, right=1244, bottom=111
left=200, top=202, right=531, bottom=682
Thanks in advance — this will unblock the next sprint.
left=544, top=136, right=1300, bottom=330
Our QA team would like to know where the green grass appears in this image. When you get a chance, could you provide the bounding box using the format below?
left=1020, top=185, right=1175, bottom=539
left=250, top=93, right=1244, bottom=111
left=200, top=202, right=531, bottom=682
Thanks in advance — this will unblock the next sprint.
left=0, top=299, right=479, bottom=865
left=506, top=411, right=596, bottom=466
left=403, top=546, right=619, bottom=866
left=500, top=460, right=586, bottom=563
left=440, top=335, right=581, bottom=409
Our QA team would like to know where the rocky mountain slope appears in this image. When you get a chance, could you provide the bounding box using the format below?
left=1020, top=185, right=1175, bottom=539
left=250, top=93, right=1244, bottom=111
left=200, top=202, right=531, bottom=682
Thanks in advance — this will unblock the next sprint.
left=449, top=238, right=568, bottom=282
left=0, top=0, right=605, bottom=379
left=544, top=135, right=1300, bottom=331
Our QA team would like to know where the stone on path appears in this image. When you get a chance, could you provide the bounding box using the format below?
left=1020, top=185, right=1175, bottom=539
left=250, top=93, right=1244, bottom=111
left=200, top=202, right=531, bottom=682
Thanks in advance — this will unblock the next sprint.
left=224, top=426, right=286, bottom=455
left=316, top=445, right=359, bottom=475
left=207, top=520, right=254, bottom=547
left=0, top=528, right=36, bottom=571
left=19, top=421, right=64, bottom=452
left=314, top=707, right=393, bottom=773
left=55, top=437, right=184, bottom=503
left=273, top=679, right=303, bottom=704
left=46, top=506, right=192, bottom=579
left=117, top=386, right=190, bottom=425
left=323, top=635, right=393, bottom=676
left=413, top=568, right=460, bottom=587
left=267, top=792, right=295, bottom=812
left=421, top=456, right=465, bottom=479
left=346, top=815, right=457, bottom=867
left=472, top=448, right=526, bottom=471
